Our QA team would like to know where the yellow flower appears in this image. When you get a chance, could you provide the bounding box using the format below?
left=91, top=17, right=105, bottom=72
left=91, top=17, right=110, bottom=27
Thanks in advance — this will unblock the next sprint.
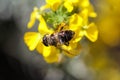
left=24, top=15, right=60, bottom=63
left=79, top=23, right=98, bottom=42
left=24, top=0, right=98, bottom=63
left=40, top=0, right=62, bottom=11
left=68, top=13, right=98, bottom=42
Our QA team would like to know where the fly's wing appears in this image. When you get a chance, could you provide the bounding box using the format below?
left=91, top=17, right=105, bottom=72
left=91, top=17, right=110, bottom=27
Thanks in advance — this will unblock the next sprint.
left=24, top=32, right=42, bottom=51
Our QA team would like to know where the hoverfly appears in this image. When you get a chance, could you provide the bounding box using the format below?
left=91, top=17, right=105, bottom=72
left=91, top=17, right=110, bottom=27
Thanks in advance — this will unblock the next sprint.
left=42, top=23, right=75, bottom=47
left=24, top=22, right=78, bottom=56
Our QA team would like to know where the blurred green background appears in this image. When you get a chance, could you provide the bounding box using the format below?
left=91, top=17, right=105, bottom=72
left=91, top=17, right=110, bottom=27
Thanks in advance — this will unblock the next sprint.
left=0, top=0, right=120, bottom=80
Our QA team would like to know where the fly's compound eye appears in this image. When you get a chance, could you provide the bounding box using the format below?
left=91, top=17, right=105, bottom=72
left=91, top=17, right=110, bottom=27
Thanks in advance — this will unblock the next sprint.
left=42, top=35, right=48, bottom=46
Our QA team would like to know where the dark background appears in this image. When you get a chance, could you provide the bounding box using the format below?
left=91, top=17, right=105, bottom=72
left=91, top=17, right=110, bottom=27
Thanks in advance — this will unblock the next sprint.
left=0, top=0, right=47, bottom=80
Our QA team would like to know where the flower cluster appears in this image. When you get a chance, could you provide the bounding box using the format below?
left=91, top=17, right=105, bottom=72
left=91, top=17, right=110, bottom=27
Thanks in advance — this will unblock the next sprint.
left=24, top=0, right=98, bottom=63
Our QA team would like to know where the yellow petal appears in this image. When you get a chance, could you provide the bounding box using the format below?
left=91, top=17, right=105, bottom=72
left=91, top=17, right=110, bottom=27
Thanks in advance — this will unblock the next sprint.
left=43, top=46, right=60, bottom=63
left=88, top=4, right=97, bottom=18
left=27, top=7, right=38, bottom=29
left=62, top=42, right=81, bottom=57
left=72, top=34, right=83, bottom=43
left=38, top=15, right=53, bottom=34
left=79, top=9, right=89, bottom=24
left=72, top=28, right=83, bottom=43
left=85, top=23, right=98, bottom=42
left=36, top=41, right=60, bottom=63
left=89, top=12, right=97, bottom=18
left=69, top=14, right=83, bottom=31
left=64, top=1, right=73, bottom=12
left=40, top=4, right=50, bottom=11
left=42, top=46, right=58, bottom=57
left=79, top=4, right=97, bottom=20
left=46, top=0, right=61, bottom=11
left=64, top=0, right=79, bottom=11
left=36, top=41, right=44, bottom=54
left=24, top=32, right=41, bottom=51
left=43, top=46, right=52, bottom=57
left=80, top=0, right=90, bottom=8
left=44, top=53, right=59, bottom=63
left=65, top=0, right=79, bottom=3
left=69, top=14, right=83, bottom=43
